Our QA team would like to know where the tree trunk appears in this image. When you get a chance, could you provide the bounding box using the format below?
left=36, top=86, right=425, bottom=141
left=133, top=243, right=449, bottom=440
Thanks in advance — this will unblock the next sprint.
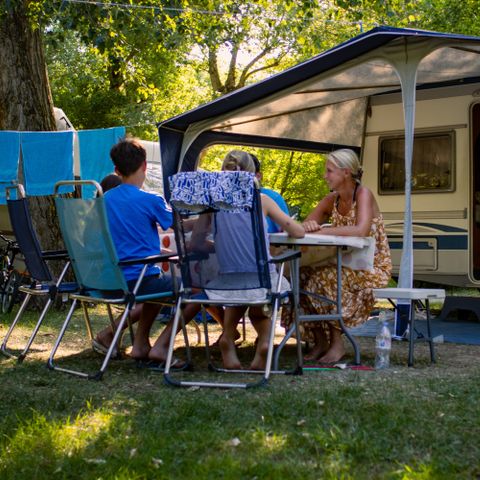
left=0, top=2, right=65, bottom=273
left=0, top=3, right=55, bottom=131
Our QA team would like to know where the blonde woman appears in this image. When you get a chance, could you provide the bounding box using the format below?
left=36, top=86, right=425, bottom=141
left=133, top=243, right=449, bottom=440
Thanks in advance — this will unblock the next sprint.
left=289, top=149, right=392, bottom=364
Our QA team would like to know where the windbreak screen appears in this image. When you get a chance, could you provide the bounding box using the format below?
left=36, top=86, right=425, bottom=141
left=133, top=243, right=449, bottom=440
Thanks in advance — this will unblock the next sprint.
left=55, top=197, right=128, bottom=292
left=169, top=171, right=271, bottom=298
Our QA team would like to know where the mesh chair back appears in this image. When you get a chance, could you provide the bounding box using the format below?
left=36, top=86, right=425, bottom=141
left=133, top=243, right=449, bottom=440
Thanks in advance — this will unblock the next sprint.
left=169, top=171, right=271, bottom=293
left=55, top=196, right=128, bottom=292
left=7, top=196, right=52, bottom=282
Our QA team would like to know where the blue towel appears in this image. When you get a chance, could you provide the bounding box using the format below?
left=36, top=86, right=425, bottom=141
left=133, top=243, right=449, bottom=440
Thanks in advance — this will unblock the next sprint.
left=78, top=127, right=126, bottom=198
left=0, top=131, right=21, bottom=204
left=21, top=131, right=74, bottom=196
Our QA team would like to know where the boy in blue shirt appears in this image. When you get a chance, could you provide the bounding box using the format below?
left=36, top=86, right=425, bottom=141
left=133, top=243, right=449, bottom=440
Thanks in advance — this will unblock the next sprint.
left=103, top=138, right=178, bottom=364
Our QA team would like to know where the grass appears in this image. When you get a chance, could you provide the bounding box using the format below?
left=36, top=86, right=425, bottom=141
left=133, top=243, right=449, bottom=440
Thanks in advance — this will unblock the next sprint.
left=0, top=304, right=480, bottom=479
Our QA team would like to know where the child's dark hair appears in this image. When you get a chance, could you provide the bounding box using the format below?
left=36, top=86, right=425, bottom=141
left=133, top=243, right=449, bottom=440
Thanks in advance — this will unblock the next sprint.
left=110, top=137, right=146, bottom=177
left=99, top=174, right=122, bottom=195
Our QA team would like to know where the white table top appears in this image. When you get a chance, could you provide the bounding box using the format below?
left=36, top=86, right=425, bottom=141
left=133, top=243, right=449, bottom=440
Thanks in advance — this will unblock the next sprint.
left=269, top=232, right=370, bottom=249
left=373, top=288, right=446, bottom=300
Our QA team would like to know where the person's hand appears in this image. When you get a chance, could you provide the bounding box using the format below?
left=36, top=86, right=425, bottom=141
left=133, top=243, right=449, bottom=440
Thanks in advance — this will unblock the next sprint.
left=302, top=220, right=322, bottom=232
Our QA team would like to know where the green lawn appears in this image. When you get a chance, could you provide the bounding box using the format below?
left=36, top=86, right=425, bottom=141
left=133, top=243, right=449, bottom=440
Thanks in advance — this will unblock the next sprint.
left=0, top=305, right=479, bottom=479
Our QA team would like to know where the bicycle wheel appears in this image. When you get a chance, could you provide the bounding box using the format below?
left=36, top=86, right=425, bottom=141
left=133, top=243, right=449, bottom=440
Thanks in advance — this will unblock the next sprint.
left=2, top=270, right=20, bottom=314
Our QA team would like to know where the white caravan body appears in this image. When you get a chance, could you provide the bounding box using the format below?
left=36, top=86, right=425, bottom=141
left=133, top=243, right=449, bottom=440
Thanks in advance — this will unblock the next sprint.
left=362, top=83, right=480, bottom=287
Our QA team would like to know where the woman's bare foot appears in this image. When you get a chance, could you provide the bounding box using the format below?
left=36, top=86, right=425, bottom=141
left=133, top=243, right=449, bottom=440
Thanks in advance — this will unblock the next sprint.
left=249, top=340, right=269, bottom=370
left=303, top=343, right=327, bottom=362
left=219, top=335, right=242, bottom=370
left=317, top=342, right=345, bottom=364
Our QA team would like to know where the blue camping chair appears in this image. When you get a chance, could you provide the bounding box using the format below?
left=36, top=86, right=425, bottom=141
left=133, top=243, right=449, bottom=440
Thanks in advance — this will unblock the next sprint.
left=48, top=180, right=179, bottom=380
left=164, top=171, right=302, bottom=388
left=0, top=184, right=77, bottom=361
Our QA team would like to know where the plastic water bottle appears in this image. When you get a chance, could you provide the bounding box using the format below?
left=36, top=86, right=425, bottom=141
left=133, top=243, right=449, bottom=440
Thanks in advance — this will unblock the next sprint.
left=375, top=310, right=392, bottom=370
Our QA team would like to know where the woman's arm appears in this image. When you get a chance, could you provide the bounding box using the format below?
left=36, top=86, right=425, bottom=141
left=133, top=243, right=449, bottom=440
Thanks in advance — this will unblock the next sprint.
left=303, top=194, right=335, bottom=233
left=314, top=187, right=374, bottom=237
left=261, top=194, right=305, bottom=238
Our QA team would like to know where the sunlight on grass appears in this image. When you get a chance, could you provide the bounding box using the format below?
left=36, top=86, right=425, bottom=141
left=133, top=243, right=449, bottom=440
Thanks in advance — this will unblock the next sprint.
left=397, top=462, right=434, bottom=479
left=0, top=405, right=113, bottom=472
left=251, top=429, right=287, bottom=452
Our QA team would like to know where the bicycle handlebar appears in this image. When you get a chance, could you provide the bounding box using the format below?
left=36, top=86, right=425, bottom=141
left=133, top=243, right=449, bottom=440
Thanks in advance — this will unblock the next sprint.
left=0, top=233, right=18, bottom=249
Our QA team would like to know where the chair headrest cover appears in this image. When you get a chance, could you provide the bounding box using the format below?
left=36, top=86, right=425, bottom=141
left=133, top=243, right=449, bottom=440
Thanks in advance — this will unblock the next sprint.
left=169, top=171, right=255, bottom=214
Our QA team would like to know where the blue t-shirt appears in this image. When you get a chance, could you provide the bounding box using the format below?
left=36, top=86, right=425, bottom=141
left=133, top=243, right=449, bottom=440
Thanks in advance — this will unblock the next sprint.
left=261, top=187, right=289, bottom=233
left=104, top=184, right=172, bottom=281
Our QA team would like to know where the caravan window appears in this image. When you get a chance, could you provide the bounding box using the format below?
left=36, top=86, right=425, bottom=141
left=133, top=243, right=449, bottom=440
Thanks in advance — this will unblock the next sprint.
left=379, top=132, right=454, bottom=194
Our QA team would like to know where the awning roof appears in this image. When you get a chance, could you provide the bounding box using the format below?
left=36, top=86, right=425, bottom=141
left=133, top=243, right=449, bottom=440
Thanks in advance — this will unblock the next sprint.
left=160, top=27, right=480, bottom=159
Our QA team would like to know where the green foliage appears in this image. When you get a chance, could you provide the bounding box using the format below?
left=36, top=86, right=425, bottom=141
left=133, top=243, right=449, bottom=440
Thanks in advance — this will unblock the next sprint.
left=415, top=0, right=480, bottom=35
left=178, top=0, right=319, bottom=93
left=44, top=1, right=197, bottom=136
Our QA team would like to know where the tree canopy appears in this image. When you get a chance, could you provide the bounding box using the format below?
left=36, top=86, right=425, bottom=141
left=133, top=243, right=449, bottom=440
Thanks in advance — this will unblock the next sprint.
left=4, top=0, right=480, bottom=217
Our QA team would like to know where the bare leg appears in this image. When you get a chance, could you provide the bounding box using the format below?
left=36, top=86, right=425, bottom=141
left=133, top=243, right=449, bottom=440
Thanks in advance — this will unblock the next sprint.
left=95, top=304, right=143, bottom=348
left=317, top=324, right=345, bottom=364
left=148, top=303, right=200, bottom=362
left=303, top=327, right=329, bottom=362
left=130, top=303, right=163, bottom=360
left=219, top=306, right=246, bottom=369
left=248, top=307, right=270, bottom=370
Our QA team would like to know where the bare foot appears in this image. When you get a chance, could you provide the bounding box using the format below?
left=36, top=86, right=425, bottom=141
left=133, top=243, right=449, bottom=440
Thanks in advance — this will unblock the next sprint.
left=249, top=341, right=269, bottom=371
left=147, top=343, right=169, bottom=363
left=95, top=331, right=114, bottom=350
left=211, top=329, right=241, bottom=347
left=317, top=343, right=346, bottom=364
left=130, top=344, right=151, bottom=361
left=219, top=335, right=242, bottom=370
left=303, top=344, right=327, bottom=362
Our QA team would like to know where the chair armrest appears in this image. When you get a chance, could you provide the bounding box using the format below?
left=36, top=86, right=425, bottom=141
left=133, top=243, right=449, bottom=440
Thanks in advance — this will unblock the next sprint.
left=118, top=253, right=177, bottom=266
left=269, top=249, right=301, bottom=264
left=42, top=249, right=69, bottom=260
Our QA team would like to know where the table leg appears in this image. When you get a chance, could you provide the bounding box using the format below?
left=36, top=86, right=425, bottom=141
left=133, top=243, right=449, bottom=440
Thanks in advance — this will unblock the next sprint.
left=336, top=246, right=361, bottom=365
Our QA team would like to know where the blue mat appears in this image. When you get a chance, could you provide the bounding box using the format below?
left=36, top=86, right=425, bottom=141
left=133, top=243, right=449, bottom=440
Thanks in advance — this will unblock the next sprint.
left=349, top=316, right=480, bottom=345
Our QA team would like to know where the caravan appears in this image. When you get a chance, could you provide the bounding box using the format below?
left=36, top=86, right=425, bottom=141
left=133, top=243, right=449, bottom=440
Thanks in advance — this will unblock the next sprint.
left=362, top=82, right=480, bottom=287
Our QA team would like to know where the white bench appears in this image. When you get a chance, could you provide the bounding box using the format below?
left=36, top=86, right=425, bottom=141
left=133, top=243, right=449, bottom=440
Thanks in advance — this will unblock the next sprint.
left=372, top=288, right=446, bottom=366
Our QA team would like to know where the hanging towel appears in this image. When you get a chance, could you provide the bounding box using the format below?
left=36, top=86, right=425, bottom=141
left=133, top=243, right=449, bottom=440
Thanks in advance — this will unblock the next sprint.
left=78, top=127, right=126, bottom=198
left=21, top=131, right=74, bottom=196
left=0, top=131, right=20, bottom=204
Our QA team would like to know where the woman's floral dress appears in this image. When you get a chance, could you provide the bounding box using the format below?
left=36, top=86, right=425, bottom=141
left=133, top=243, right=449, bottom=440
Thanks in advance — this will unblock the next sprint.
left=282, top=198, right=392, bottom=337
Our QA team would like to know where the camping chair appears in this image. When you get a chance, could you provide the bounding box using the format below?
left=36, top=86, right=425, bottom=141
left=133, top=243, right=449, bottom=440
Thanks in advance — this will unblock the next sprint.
left=47, top=180, right=179, bottom=380
left=0, top=184, right=77, bottom=361
left=163, top=171, right=302, bottom=389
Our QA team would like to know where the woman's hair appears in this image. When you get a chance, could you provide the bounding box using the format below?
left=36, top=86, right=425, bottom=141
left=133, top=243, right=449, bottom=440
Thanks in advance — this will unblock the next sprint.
left=221, top=150, right=255, bottom=173
left=328, top=149, right=363, bottom=183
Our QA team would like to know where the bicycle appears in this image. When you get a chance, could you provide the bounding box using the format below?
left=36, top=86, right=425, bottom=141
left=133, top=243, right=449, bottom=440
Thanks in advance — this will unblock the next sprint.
left=0, top=233, right=22, bottom=314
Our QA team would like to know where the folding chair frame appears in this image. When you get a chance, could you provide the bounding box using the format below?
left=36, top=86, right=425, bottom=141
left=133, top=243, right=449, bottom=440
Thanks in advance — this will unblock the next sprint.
left=163, top=180, right=303, bottom=389
left=0, top=184, right=77, bottom=362
left=47, top=180, right=182, bottom=380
